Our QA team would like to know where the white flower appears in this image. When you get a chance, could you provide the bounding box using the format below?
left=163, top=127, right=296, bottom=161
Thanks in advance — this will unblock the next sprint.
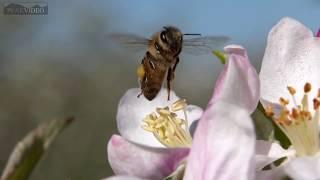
left=116, top=88, right=202, bottom=148
left=258, top=17, right=320, bottom=179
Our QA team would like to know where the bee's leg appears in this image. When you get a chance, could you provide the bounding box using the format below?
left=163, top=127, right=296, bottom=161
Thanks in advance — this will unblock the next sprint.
left=173, top=57, right=180, bottom=71
left=166, top=68, right=173, bottom=100
left=137, top=76, right=147, bottom=98
left=166, top=58, right=179, bottom=100
left=137, top=59, right=146, bottom=98
left=137, top=91, right=143, bottom=98
left=171, top=57, right=180, bottom=79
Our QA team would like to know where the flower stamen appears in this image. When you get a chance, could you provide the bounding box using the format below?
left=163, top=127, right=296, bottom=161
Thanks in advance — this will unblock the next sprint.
left=142, top=99, right=192, bottom=148
left=267, top=82, right=320, bottom=156
left=287, top=86, right=298, bottom=107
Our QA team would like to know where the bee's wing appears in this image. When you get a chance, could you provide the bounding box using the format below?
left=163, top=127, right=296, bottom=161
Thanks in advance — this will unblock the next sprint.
left=109, top=33, right=150, bottom=52
left=182, top=36, right=230, bottom=55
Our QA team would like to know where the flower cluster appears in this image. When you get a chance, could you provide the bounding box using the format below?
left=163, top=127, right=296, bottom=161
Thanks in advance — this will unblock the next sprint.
left=105, top=17, right=320, bottom=180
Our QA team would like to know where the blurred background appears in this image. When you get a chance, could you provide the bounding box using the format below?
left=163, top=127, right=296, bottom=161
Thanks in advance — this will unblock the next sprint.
left=0, top=0, right=319, bottom=179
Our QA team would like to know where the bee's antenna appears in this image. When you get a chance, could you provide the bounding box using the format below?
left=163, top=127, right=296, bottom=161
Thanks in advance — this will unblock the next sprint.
left=183, top=33, right=201, bottom=36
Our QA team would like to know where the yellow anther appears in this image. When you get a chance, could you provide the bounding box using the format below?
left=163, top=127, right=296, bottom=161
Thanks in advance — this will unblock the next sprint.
left=174, top=118, right=183, bottom=125
left=141, top=99, right=192, bottom=148
left=155, top=120, right=166, bottom=128
left=279, top=97, right=289, bottom=106
left=142, top=125, right=154, bottom=132
left=302, top=111, right=312, bottom=120
left=172, top=99, right=187, bottom=112
left=282, top=118, right=292, bottom=126
left=170, top=112, right=177, bottom=117
left=150, top=112, right=158, bottom=120
left=144, top=118, right=156, bottom=125
left=287, top=86, right=296, bottom=95
left=137, top=64, right=145, bottom=79
left=291, top=108, right=299, bottom=119
left=156, top=107, right=171, bottom=116
left=304, top=82, right=312, bottom=93
left=265, top=105, right=274, bottom=117
left=313, top=98, right=320, bottom=110
left=158, top=130, right=164, bottom=138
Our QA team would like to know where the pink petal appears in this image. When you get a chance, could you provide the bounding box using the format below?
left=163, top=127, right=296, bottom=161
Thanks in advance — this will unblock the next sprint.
left=316, top=29, right=320, bottom=37
left=210, top=45, right=260, bottom=113
left=107, top=135, right=189, bottom=179
left=102, top=176, right=148, bottom=180
left=184, top=101, right=256, bottom=180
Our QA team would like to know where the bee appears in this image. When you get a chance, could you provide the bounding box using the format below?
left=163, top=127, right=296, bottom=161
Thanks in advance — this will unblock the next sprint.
left=111, top=26, right=229, bottom=101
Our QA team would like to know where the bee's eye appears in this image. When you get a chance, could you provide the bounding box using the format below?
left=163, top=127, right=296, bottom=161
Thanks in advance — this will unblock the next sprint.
left=160, top=31, right=167, bottom=43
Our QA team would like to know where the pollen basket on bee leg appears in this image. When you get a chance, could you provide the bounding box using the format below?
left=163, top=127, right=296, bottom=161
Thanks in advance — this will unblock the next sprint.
left=137, top=64, right=145, bottom=79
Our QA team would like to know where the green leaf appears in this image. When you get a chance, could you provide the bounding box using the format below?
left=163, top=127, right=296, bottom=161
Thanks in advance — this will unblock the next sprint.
left=273, top=120, right=291, bottom=149
left=251, top=104, right=274, bottom=140
left=255, top=103, right=291, bottom=149
left=1, top=117, right=75, bottom=180
left=212, top=50, right=227, bottom=64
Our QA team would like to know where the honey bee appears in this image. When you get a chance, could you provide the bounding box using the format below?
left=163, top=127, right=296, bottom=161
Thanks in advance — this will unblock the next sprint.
left=111, top=26, right=229, bottom=101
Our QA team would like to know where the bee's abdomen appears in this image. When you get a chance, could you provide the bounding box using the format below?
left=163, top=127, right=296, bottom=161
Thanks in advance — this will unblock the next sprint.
left=142, top=68, right=165, bottom=100
left=140, top=52, right=167, bottom=101
left=144, top=87, right=161, bottom=100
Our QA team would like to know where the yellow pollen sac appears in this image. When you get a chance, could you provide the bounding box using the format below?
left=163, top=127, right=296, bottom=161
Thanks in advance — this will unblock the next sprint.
left=137, top=64, right=145, bottom=79
left=156, top=107, right=171, bottom=116
left=265, top=105, right=274, bottom=117
left=172, top=99, right=187, bottom=112
left=287, top=86, right=296, bottom=95
left=142, top=99, right=192, bottom=148
left=313, top=98, right=320, bottom=110
left=304, top=82, right=312, bottom=93
left=291, top=108, right=299, bottom=119
left=279, top=97, right=289, bottom=106
left=266, top=82, right=320, bottom=156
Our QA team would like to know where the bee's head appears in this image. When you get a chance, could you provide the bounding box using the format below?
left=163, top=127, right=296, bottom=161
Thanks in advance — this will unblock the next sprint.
left=158, top=26, right=183, bottom=55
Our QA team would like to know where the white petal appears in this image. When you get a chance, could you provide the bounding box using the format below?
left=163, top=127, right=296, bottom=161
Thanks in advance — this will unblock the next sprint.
left=210, top=45, right=260, bottom=113
left=284, top=156, right=320, bottom=180
left=255, top=140, right=295, bottom=170
left=260, top=17, right=320, bottom=109
left=184, top=101, right=256, bottom=180
left=116, top=88, right=203, bottom=147
left=107, top=135, right=189, bottom=179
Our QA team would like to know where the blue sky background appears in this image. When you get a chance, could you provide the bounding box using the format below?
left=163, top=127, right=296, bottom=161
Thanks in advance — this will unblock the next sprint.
left=40, top=0, right=320, bottom=68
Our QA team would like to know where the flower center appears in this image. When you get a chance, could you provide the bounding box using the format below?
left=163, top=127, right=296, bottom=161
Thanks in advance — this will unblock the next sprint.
left=142, top=99, right=193, bottom=148
left=266, top=82, right=320, bottom=156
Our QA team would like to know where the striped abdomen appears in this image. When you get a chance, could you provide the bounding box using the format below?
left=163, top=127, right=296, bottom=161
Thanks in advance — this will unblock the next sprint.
left=140, top=52, right=168, bottom=100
